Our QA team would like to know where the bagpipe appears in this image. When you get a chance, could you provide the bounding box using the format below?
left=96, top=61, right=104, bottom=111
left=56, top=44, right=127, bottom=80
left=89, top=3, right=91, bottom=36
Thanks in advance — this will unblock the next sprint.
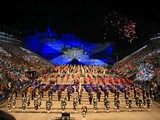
left=60, top=84, right=68, bottom=91
left=50, top=84, right=58, bottom=93
left=33, top=80, right=40, bottom=88
left=83, top=84, right=95, bottom=93
left=115, top=84, right=125, bottom=93
left=107, top=85, right=115, bottom=93
left=41, top=84, right=50, bottom=92
left=61, top=84, right=73, bottom=94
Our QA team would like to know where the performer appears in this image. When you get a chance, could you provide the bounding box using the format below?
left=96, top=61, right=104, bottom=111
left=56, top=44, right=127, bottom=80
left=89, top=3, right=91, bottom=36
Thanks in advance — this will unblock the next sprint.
left=31, top=87, right=36, bottom=100
left=104, top=97, right=110, bottom=112
left=39, top=86, right=44, bottom=98
left=7, top=97, right=12, bottom=112
left=134, top=88, right=137, bottom=99
left=104, top=87, right=109, bottom=99
left=128, top=98, right=132, bottom=112
left=93, top=97, right=98, bottom=112
left=142, top=88, right=146, bottom=100
left=137, top=89, right=141, bottom=97
left=116, top=89, right=120, bottom=99
left=82, top=104, right=87, bottom=119
left=88, top=86, right=92, bottom=95
left=34, top=97, right=39, bottom=110
left=116, top=98, right=120, bottom=112
left=38, top=96, right=42, bottom=109
left=73, top=97, right=78, bottom=112
left=143, top=94, right=147, bottom=107
left=124, top=87, right=127, bottom=99
left=48, top=89, right=53, bottom=100
left=127, top=90, right=130, bottom=98
left=22, top=88, right=27, bottom=98
left=61, top=98, right=67, bottom=112
left=13, top=86, right=18, bottom=97
left=78, top=91, right=82, bottom=104
left=46, top=98, right=52, bottom=113
left=138, top=97, right=143, bottom=111
left=125, top=94, right=129, bottom=108
left=114, top=96, right=117, bottom=109
left=67, top=86, right=71, bottom=101
left=22, top=97, right=26, bottom=103
left=147, top=97, right=152, bottom=111
left=26, top=95, right=30, bottom=106
left=146, top=89, right=150, bottom=98
left=88, top=92, right=93, bottom=105
left=22, top=100, right=26, bottom=112
left=12, top=94, right=16, bottom=108
left=149, top=87, right=154, bottom=99
left=135, top=95, right=139, bottom=107
left=58, top=88, right=62, bottom=101
left=96, top=88, right=101, bottom=102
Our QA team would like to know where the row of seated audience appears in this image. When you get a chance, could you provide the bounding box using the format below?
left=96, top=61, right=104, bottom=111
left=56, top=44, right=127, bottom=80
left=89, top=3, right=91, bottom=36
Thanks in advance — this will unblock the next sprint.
left=0, top=41, right=53, bottom=101
left=112, top=40, right=160, bottom=81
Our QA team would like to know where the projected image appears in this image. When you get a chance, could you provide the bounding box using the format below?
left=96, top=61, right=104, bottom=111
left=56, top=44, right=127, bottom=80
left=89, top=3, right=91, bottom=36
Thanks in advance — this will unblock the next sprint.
left=24, top=27, right=116, bottom=66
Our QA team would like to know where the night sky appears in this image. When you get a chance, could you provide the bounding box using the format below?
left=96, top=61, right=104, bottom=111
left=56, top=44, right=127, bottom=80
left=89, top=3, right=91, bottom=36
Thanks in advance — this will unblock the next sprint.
left=1, top=0, right=160, bottom=44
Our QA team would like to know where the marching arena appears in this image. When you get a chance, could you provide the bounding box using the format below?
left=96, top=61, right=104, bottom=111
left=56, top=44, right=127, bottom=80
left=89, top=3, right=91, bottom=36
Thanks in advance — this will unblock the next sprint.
left=0, top=37, right=160, bottom=120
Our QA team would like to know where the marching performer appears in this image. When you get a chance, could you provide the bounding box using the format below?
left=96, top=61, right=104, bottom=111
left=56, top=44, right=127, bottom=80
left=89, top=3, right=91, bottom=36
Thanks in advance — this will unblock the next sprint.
left=138, top=96, right=143, bottom=111
left=61, top=97, right=67, bottom=112
left=73, top=96, right=78, bottom=113
left=46, top=98, right=52, bottom=113
left=128, top=98, right=132, bottom=112
left=147, top=97, right=152, bottom=111
left=115, top=98, right=120, bottom=112
left=34, top=97, right=39, bottom=111
left=57, top=88, right=62, bottom=101
left=26, top=95, right=30, bottom=106
left=7, top=97, right=12, bottom=112
left=82, top=104, right=87, bottom=120
left=143, top=94, right=147, bottom=107
left=88, top=92, right=93, bottom=105
left=12, top=94, right=16, bottom=108
left=104, top=97, right=110, bottom=112
left=78, top=91, right=82, bottom=104
left=125, top=94, right=129, bottom=108
left=22, top=99, right=26, bottom=112
left=93, top=97, right=98, bottom=112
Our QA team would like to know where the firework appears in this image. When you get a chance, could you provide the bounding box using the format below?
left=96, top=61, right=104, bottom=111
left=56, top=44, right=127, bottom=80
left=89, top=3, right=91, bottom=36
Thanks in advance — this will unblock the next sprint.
left=104, top=11, right=136, bottom=43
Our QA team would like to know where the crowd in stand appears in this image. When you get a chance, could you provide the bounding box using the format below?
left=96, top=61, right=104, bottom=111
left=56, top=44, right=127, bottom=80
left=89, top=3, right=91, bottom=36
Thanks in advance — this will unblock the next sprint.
left=112, top=40, right=160, bottom=80
left=0, top=42, right=52, bottom=100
